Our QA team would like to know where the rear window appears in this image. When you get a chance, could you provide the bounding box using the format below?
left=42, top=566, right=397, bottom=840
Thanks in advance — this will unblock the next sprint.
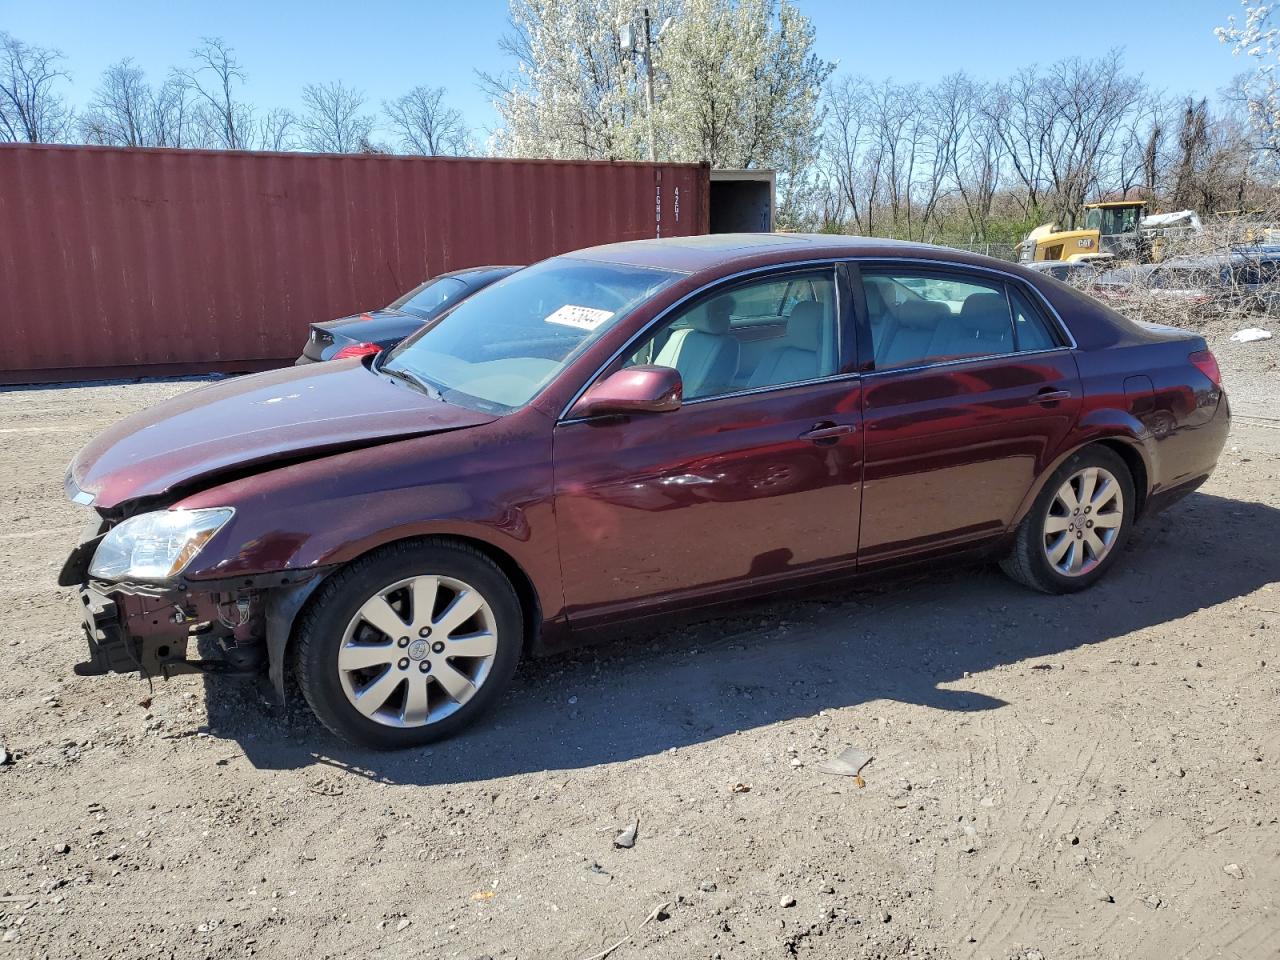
left=1009, top=287, right=1059, bottom=351
left=389, top=277, right=468, bottom=319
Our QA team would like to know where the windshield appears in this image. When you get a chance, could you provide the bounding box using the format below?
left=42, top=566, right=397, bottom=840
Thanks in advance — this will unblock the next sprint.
left=388, top=276, right=468, bottom=320
left=1085, top=206, right=1141, bottom=236
left=381, top=257, right=684, bottom=412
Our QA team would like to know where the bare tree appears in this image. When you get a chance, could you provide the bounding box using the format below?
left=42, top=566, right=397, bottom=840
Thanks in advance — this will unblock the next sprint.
left=945, top=77, right=1005, bottom=240
left=0, top=31, right=72, bottom=142
left=178, top=37, right=254, bottom=149
left=803, top=34, right=1272, bottom=239
left=984, top=67, right=1049, bottom=218
left=152, top=73, right=199, bottom=147
left=1039, top=54, right=1145, bottom=223
left=1113, top=94, right=1167, bottom=199
left=981, top=53, right=1144, bottom=226
left=298, top=81, right=374, bottom=153
left=867, top=81, right=914, bottom=234
left=821, top=75, right=881, bottom=235
left=911, top=79, right=967, bottom=240
left=78, top=59, right=197, bottom=147
left=384, top=85, right=470, bottom=155
left=80, top=59, right=149, bottom=145
left=1171, top=98, right=1211, bottom=209
left=256, top=107, right=298, bottom=151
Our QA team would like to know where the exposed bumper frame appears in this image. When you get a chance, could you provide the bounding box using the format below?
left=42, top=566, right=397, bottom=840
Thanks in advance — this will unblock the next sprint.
left=71, top=568, right=333, bottom=695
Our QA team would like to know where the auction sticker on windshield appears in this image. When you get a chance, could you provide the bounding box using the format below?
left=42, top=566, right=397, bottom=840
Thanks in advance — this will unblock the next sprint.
left=544, top=304, right=614, bottom=331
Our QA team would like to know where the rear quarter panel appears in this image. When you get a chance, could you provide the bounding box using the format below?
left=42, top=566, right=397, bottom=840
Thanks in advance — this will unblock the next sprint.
left=1073, top=336, right=1228, bottom=501
left=1037, top=277, right=1229, bottom=504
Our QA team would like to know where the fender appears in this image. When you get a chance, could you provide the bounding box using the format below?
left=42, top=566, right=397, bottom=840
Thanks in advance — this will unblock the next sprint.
left=264, top=574, right=330, bottom=701
left=171, top=419, right=567, bottom=626
left=1007, top=408, right=1154, bottom=529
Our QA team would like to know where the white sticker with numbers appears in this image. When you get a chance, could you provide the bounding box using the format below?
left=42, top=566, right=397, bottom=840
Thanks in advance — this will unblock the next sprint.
left=544, top=304, right=614, bottom=331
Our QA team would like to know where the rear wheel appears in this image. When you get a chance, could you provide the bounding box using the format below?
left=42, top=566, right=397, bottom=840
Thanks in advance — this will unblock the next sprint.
left=1000, top=446, right=1135, bottom=594
left=295, top=539, right=522, bottom=749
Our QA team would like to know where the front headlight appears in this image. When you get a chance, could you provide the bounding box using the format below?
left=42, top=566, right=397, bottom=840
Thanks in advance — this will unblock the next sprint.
left=88, top=508, right=234, bottom=582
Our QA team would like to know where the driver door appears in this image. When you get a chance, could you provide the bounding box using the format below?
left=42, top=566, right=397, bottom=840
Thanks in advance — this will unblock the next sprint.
left=551, top=265, right=864, bottom=624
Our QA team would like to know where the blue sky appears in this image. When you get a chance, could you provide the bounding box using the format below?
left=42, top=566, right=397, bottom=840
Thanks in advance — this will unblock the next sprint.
left=0, top=0, right=1253, bottom=139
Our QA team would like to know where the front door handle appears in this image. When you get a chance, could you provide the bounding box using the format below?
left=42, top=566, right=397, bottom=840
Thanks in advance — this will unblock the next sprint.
left=1031, top=388, right=1072, bottom=405
left=801, top=421, right=854, bottom=444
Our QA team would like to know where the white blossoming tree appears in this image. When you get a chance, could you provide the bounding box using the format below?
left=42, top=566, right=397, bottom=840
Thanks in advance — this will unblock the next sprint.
left=1216, top=1, right=1280, bottom=153
left=484, top=0, right=831, bottom=186
left=657, top=0, right=830, bottom=172
left=482, top=0, right=672, bottom=160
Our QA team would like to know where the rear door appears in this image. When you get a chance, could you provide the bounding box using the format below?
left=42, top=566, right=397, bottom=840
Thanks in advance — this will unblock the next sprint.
left=855, top=263, right=1082, bottom=565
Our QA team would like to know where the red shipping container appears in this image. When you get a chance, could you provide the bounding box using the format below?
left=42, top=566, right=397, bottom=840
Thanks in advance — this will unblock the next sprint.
left=0, top=145, right=712, bottom=383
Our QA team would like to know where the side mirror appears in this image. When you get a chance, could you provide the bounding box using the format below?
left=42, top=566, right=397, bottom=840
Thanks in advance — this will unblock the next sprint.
left=569, top=365, right=683, bottom=418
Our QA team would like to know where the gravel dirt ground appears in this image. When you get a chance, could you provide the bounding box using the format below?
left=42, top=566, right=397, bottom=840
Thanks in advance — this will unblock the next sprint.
left=0, top=329, right=1277, bottom=960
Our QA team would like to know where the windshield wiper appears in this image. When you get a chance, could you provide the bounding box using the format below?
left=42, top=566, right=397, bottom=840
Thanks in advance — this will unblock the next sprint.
left=379, top=363, right=446, bottom=402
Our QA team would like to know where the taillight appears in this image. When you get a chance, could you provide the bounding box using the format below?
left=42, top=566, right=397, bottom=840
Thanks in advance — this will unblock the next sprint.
left=332, top=342, right=381, bottom=360
left=1189, top=349, right=1221, bottom=387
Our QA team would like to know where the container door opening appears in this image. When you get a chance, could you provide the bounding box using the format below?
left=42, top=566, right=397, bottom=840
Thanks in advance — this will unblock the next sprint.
left=709, top=171, right=775, bottom=233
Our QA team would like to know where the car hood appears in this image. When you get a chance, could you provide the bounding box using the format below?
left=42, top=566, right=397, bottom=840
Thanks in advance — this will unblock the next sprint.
left=69, top=360, right=496, bottom=509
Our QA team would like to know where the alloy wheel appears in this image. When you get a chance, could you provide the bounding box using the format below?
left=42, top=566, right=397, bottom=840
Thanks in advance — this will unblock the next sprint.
left=337, top=575, right=499, bottom=728
left=1042, top=466, right=1125, bottom=577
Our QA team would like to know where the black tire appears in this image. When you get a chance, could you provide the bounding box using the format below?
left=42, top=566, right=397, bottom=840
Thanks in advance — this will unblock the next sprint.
left=1000, top=445, right=1136, bottom=594
left=295, top=538, right=522, bottom=749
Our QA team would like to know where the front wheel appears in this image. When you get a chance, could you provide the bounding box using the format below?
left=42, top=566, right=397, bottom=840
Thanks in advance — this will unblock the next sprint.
left=295, top=539, right=522, bottom=749
left=1000, top=446, right=1136, bottom=594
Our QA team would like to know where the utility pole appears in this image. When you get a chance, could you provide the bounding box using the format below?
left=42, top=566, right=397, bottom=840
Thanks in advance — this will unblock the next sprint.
left=641, top=6, right=657, bottom=162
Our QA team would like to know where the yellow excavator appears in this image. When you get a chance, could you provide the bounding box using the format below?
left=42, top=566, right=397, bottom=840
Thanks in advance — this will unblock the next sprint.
left=1018, top=200, right=1149, bottom=264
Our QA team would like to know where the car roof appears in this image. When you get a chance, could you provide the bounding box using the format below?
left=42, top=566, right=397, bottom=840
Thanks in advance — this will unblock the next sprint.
left=1028, top=260, right=1094, bottom=271
left=1161, top=249, right=1280, bottom=268
left=562, top=233, right=1004, bottom=275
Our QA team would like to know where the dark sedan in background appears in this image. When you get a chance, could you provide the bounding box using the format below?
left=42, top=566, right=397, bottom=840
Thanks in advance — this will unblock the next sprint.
left=1090, top=249, right=1280, bottom=318
left=295, top=265, right=521, bottom=363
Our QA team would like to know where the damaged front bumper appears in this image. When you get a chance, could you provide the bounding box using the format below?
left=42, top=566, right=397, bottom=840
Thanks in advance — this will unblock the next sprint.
left=69, top=567, right=329, bottom=692
left=60, top=503, right=332, bottom=694
left=73, top=578, right=257, bottom=679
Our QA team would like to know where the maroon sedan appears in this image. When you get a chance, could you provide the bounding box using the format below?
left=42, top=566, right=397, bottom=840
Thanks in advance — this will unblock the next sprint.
left=61, top=235, right=1229, bottom=748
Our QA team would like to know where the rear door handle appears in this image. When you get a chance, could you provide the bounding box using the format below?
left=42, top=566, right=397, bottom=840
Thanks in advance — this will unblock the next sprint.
left=801, top=421, right=855, bottom=443
left=1031, top=389, right=1072, bottom=405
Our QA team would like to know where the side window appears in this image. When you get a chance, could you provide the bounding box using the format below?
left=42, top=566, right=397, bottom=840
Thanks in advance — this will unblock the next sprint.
left=864, top=270, right=1014, bottom=370
left=623, top=270, right=839, bottom=400
left=1008, top=287, right=1059, bottom=351
left=730, top=281, right=784, bottom=318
